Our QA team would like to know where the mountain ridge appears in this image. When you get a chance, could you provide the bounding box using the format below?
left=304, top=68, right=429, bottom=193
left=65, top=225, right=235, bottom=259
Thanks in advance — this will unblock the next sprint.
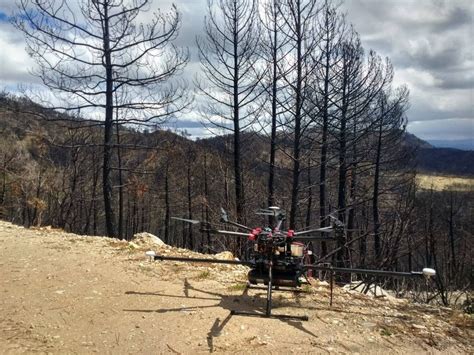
left=1, top=95, right=472, bottom=176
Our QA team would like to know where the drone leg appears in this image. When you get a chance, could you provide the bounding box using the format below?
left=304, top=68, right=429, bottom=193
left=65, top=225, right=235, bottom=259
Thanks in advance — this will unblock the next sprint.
left=266, top=263, right=273, bottom=317
left=231, top=262, right=308, bottom=321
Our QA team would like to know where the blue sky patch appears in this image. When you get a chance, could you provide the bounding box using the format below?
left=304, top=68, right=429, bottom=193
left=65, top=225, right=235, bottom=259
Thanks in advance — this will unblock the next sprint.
left=0, top=11, right=9, bottom=22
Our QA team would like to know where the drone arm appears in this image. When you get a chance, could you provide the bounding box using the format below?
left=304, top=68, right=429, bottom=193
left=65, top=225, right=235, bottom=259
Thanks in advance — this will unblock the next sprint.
left=170, top=214, right=251, bottom=237
left=293, top=227, right=333, bottom=236
left=150, top=253, right=254, bottom=266
left=304, top=265, right=436, bottom=278
left=292, top=235, right=336, bottom=242
left=222, top=220, right=253, bottom=232
left=199, top=228, right=251, bottom=238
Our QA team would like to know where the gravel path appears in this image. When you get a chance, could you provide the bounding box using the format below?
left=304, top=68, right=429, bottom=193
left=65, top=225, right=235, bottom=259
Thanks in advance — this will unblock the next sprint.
left=0, top=221, right=471, bottom=354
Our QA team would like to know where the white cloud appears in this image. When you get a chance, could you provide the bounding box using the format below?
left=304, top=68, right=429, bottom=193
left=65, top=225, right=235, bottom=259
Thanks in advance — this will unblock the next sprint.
left=342, top=0, right=473, bottom=142
left=408, top=118, right=473, bottom=141
left=0, top=22, right=39, bottom=86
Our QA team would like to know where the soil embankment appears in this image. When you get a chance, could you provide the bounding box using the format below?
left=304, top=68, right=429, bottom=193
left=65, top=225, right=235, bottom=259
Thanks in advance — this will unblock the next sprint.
left=0, top=221, right=472, bottom=354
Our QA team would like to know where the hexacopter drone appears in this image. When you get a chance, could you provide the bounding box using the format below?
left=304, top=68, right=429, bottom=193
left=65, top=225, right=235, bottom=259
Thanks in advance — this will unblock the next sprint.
left=146, top=207, right=435, bottom=320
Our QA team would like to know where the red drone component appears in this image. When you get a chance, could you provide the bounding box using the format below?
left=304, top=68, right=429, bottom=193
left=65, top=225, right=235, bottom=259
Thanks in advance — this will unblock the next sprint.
left=287, top=229, right=295, bottom=238
left=248, top=227, right=262, bottom=241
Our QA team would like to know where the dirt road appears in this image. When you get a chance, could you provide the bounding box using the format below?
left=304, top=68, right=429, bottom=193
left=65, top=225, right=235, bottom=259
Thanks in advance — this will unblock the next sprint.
left=0, top=221, right=472, bottom=354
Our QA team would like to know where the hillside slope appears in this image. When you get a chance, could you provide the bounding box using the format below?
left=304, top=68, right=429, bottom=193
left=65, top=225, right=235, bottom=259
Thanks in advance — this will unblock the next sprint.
left=0, top=222, right=472, bottom=354
left=416, top=147, right=474, bottom=176
left=0, top=95, right=472, bottom=181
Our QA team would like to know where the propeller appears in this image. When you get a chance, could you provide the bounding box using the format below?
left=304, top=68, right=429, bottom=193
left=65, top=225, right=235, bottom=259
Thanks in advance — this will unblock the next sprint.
left=255, top=210, right=274, bottom=216
left=220, top=208, right=229, bottom=223
left=171, top=217, right=201, bottom=224
left=255, top=207, right=285, bottom=217
left=220, top=208, right=253, bottom=231
left=294, top=226, right=334, bottom=236
left=328, top=213, right=344, bottom=227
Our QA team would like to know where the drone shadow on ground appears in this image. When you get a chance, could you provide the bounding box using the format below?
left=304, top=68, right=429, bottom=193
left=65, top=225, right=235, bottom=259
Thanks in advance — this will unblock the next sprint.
left=124, top=278, right=317, bottom=352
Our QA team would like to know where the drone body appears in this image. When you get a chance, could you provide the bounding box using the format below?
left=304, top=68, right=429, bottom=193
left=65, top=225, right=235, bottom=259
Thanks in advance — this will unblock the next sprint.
left=247, top=232, right=306, bottom=288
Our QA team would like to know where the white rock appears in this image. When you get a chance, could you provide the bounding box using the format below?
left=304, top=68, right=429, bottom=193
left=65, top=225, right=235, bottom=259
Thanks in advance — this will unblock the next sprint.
left=132, top=232, right=166, bottom=246
left=215, top=251, right=234, bottom=260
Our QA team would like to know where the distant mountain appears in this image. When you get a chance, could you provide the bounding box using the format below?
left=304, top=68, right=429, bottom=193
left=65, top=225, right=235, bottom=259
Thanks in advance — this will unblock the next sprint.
left=1, top=94, right=471, bottom=178
left=400, top=134, right=473, bottom=175
left=402, top=132, right=433, bottom=149
left=427, top=139, right=473, bottom=151
left=415, top=147, right=474, bottom=176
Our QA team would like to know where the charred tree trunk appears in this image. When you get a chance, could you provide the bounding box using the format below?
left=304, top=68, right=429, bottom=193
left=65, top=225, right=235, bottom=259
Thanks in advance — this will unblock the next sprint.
left=335, top=47, right=351, bottom=267
left=305, top=161, right=313, bottom=229
left=203, top=153, right=211, bottom=251
left=164, top=160, right=170, bottom=244
left=319, top=40, right=330, bottom=256
left=115, top=112, right=124, bottom=239
left=448, top=191, right=456, bottom=276
left=102, top=4, right=116, bottom=238
left=289, top=1, right=302, bottom=229
left=187, top=162, right=194, bottom=251
left=267, top=1, right=279, bottom=226
left=232, top=4, right=244, bottom=224
left=372, top=112, right=383, bottom=263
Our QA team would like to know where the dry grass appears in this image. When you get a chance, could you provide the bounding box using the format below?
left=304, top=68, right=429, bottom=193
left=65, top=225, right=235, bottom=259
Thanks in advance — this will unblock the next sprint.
left=227, top=283, right=248, bottom=292
left=416, top=174, right=474, bottom=191
left=196, top=270, right=211, bottom=280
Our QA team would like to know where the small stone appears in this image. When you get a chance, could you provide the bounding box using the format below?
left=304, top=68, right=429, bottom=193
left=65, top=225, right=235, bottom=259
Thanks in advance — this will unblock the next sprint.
left=361, top=322, right=376, bottom=329
left=128, top=242, right=140, bottom=249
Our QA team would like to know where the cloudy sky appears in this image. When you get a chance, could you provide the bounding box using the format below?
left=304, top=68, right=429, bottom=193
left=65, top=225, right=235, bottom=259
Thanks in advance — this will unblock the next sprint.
left=0, top=0, right=472, bottom=148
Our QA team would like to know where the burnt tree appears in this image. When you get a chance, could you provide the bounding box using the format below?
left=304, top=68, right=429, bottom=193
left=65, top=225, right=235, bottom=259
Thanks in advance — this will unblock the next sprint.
left=14, top=0, right=189, bottom=237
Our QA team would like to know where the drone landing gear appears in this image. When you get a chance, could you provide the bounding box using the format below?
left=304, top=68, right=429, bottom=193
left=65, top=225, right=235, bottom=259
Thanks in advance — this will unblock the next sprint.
left=231, top=264, right=309, bottom=321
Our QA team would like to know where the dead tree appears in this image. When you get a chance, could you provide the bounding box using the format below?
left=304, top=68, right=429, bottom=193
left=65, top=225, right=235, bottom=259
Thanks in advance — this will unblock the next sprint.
left=330, top=32, right=395, bottom=267
left=371, top=87, right=409, bottom=264
left=196, top=0, right=264, bottom=224
left=308, top=2, right=346, bottom=254
left=259, top=0, right=289, bottom=219
left=14, top=0, right=189, bottom=237
left=277, top=0, right=321, bottom=229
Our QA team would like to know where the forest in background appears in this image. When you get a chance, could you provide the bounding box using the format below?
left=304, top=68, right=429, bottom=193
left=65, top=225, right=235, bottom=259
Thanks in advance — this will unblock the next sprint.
left=1, top=0, right=472, bottom=306
left=0, top=93, right=472, bottom=307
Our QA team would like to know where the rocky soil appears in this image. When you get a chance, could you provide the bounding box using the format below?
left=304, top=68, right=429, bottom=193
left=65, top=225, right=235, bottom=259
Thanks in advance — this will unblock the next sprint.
left=0, top=221, right=472, bottom=354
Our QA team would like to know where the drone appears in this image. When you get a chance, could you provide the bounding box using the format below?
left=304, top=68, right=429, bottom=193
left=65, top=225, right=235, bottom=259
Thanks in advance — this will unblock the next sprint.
left=146, top=207, right=436, bottom=320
